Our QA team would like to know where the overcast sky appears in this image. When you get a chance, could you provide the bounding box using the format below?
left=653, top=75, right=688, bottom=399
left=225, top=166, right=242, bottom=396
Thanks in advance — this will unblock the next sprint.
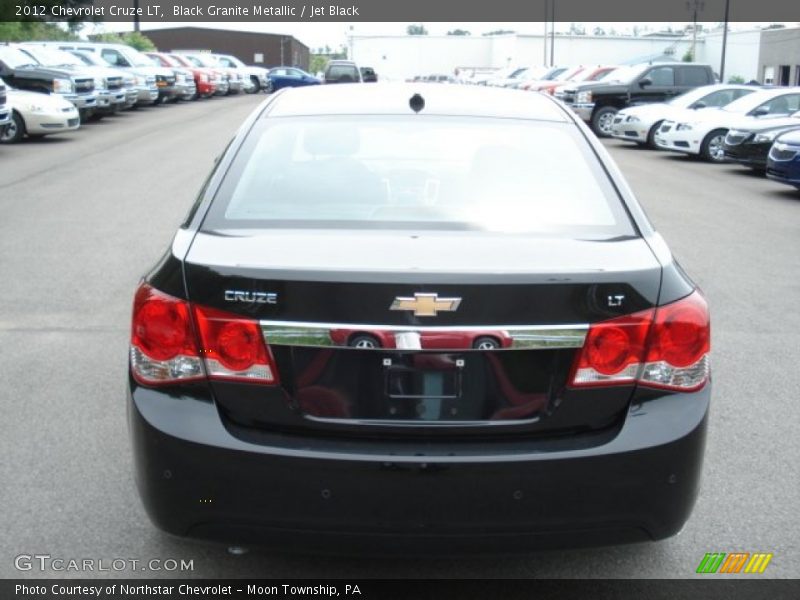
left=91, top=21, right=796, bottom=51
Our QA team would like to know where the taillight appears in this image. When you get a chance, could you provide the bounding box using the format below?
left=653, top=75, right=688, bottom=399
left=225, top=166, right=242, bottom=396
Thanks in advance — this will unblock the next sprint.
left=639, top=291, right=710, bottom=391
left=570, top=291, right=710, bottom=392
left=570, top=309, right=652, bottom=387
left=130, top=283, right=278, bottom=385
left=130, top=284, right=203, bottom=384
left=193, top=305, right=279, bottom=384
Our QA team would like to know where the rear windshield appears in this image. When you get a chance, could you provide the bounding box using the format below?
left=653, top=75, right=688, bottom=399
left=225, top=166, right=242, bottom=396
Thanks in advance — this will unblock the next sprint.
left=202, top=115, right=635, bottom=236
left=326, top=65, right=359, bottom=80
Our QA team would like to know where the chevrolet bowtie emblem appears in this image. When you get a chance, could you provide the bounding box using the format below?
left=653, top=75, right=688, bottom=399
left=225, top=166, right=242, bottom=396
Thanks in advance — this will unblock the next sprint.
left=390, top=293, right=462, bottom=317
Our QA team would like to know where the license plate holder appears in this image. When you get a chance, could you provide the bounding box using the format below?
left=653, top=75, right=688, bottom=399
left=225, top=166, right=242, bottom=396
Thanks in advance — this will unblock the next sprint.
left=383, top=356, right=464, bottom=400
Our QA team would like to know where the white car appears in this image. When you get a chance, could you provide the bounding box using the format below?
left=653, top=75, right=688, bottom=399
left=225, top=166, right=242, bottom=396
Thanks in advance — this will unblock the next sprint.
left=522, top=65, right=585, bottom=92
left=0, top=84, right=80, bottom=143
left=212, top=53, right=269, bottom=93
left=484, top=66, right=539, bottom=87
left=611, top=84, right=756, bottom=148
left=655, top=87, right=800, bottom=162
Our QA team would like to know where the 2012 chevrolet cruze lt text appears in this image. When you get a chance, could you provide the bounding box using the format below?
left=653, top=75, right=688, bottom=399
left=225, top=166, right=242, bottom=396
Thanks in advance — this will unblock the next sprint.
left=128, top=84, right=711, bottom=554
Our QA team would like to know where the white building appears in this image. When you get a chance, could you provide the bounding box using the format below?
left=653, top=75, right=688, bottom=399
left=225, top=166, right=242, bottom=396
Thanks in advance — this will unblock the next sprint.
left=351, top=27, right=798, bottom=83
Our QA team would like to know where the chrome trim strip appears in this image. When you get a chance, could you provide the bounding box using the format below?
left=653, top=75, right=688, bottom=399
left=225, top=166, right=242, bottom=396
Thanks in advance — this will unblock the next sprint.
left=261, top=320, right=588, bottom=351
left=303, top=416, right=543, bottom=427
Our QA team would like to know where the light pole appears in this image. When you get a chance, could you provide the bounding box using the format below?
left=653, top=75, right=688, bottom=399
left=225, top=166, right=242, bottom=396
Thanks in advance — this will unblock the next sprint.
left=543, top=1, right=549, bottom=65
left=550, top=0, right=555, bottom=67
left=133, top=0, right=140, bottom=32
left=720, top=0, right=730, bottom=81
left=686, top=0, right=705, bottom=61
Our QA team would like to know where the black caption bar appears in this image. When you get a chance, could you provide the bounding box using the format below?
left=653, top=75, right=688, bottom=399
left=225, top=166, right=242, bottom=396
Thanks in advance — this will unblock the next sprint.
left=3, top=579, right=800, bottom=600
left=2, top=0, right=800, bottom=22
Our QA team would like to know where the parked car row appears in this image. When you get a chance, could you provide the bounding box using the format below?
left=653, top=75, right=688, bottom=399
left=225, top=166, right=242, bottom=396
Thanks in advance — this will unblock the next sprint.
left=427, top=61, right=800, bottom=190
left=0, top=40, right=275, bottom=144
left=602, top=81, right=800, bottom=190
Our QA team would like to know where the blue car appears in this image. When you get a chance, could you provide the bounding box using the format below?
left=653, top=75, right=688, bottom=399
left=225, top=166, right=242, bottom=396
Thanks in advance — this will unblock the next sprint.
left=267, top=67, right=320, bottom=92
left=767, top=129, right=800, bottom=190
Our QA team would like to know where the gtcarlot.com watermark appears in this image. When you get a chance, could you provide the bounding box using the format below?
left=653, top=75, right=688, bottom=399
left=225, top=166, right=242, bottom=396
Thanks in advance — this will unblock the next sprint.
left=15, top=554, right=194, bottom=573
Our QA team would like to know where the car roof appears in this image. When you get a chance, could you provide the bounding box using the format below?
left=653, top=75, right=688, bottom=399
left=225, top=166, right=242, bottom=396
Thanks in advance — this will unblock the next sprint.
left=743, top=86, right=800, bottom=100
left=264, top=83, right=571, bottom=121
left=697, top=83, right=761, bottom=90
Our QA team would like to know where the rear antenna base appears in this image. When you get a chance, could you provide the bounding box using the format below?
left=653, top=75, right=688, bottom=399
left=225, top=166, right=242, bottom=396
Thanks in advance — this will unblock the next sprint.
left=409, top=93, right=425, bottom=113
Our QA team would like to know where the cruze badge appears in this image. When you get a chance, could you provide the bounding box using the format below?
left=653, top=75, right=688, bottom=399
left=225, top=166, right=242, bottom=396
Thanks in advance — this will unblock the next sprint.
left=390, top=293, right=462, bottom=317
left=224, top=290, right=277, bottom=304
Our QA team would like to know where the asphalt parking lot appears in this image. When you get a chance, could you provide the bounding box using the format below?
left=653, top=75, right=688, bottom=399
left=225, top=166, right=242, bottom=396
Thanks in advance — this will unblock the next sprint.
left=1, top=92, right=798, bottom=579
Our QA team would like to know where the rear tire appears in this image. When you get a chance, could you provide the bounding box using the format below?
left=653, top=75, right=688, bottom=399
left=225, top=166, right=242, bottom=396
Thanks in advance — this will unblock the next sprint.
left=0, top=111, right=25, bottom=143
left=700, top=129, right=728, bottom=162
left=591, top=106, right=618, bottom=137
left=249, top=76, right=260, bottom=92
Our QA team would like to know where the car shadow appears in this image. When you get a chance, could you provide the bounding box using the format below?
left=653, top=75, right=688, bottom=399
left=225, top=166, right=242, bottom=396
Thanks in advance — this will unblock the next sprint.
left=725, top=166, right=767, bottom=179
left=146, top=530, right=670, bottom=578
left=23, top=135, right=74, bottom=145
left=763, top=187, right=800, bottom=201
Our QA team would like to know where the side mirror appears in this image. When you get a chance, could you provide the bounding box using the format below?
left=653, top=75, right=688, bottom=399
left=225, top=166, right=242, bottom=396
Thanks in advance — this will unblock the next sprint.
left=752, top=106, right=769, bottom=117
left=692, top=101, right=707, bottom=109
left=638, top=77, right=653, bottom=88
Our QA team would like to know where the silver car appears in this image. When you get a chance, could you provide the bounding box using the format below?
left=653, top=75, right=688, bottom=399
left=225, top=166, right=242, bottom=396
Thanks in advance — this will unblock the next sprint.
left=212, top=53, right=268, bottom=93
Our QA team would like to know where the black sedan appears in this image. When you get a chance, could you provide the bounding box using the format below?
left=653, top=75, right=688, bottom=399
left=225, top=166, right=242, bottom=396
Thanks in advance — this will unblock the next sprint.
left=723, top=112, right=800, bottom=171
left=128, top=84, right=711, bottom=554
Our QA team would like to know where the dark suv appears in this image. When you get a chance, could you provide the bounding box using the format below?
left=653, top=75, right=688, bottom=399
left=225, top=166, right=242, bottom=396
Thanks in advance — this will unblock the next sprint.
left=0, top=44, right=97, bottom=120
left=562, top=62, right=716, bottom=136
left=324, top=60, right=362, bottom=84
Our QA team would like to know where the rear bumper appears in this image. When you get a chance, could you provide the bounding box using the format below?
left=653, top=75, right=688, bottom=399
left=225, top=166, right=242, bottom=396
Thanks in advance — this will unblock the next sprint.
left=129, top=382, right=710, bottom=554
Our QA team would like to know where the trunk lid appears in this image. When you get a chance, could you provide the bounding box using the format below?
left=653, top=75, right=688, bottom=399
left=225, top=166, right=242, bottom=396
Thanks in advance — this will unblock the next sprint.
left=183, top=229, right=662, bottom=438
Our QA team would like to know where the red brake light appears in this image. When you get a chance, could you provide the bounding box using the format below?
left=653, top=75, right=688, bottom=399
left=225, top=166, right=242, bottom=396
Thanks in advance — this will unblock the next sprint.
left=646, top=293, right=710, bottom=368
left=130, top=284, right=279, bottom=386
left=570, top=309, right=652, bottom=387
left=193, top=305, right=278, bottom=384
left=130, top=284, right=203, bottom=385
left=133, top=292, right=191, bottom=361
left=640, top=291, right=710, bottom=391
left=570, top=291, right=710, bottom=392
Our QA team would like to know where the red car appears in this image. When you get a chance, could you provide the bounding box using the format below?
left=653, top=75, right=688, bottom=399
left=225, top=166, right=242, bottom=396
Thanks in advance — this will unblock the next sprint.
left=329, top=329, right=513, bottom=350
left=539, top=65, right=616, bottom=96
left=156, top=52, right=217, bottom=98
